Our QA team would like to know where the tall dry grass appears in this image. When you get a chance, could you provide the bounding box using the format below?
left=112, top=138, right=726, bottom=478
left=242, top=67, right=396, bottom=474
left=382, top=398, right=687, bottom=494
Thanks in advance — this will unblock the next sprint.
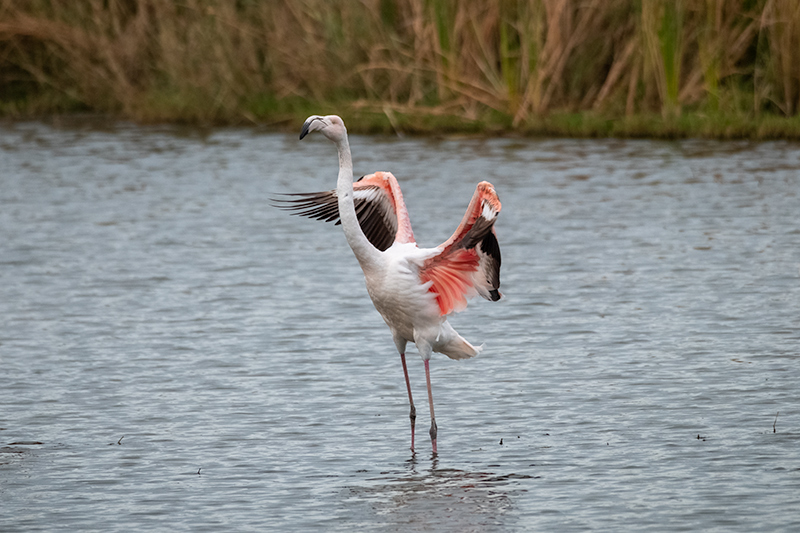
left=1, top=0, right=799, bottom=127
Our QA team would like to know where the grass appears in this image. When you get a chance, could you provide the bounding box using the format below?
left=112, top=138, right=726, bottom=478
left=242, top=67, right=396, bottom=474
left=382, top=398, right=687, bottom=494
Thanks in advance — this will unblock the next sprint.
left=311, top=108, right=800, bottom=139
left=1, top=0, right=800, bottom=138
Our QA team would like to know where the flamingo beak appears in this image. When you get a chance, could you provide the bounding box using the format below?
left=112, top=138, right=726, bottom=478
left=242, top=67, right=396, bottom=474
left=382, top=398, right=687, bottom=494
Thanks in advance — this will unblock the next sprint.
left=300, top=116, right=323, bottom=140
left=299, top=121, right=311, bottom=140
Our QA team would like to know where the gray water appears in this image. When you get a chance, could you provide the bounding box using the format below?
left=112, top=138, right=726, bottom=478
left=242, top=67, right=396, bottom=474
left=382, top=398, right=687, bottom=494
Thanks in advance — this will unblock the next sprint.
left=1, top=118, right=799, bottom=532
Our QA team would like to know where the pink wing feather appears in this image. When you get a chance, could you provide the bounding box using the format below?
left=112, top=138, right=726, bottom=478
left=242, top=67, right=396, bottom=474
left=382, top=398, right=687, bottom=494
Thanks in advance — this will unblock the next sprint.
left=419, top=181, right=502, bottom=316
left=355, top=172, right=415, bottom=244
left=271, top=171, right=413, bottom=250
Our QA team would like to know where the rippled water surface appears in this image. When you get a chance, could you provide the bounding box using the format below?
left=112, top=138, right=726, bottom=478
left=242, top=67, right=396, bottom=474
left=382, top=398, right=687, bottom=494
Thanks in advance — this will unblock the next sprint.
left=1, top=119, right=799, bottom=531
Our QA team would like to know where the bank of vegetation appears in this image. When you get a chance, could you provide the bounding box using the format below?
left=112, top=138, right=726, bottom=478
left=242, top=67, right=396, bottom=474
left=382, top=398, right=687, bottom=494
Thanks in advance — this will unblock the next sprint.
left=1, top=0, right=800, bottom=138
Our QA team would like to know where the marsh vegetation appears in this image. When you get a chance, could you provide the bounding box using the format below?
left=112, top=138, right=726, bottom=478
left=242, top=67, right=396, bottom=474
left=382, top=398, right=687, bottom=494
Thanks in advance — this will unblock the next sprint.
left=2, top=0, right=800, bottom=137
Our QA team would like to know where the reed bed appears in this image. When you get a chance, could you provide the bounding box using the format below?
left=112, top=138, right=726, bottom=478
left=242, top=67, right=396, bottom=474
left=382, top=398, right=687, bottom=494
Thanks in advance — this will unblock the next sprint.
left=1, top=0, right=800, bottom=136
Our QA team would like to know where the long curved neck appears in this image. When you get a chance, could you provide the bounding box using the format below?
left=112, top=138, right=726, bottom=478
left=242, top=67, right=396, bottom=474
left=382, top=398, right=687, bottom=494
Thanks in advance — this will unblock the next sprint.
left=334, top=135, right=381, bottom=268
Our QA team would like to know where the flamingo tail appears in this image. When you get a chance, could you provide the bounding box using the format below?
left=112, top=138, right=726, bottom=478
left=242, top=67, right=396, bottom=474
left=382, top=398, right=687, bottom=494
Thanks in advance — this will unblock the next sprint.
left=436, top=333, right=483, bottom=360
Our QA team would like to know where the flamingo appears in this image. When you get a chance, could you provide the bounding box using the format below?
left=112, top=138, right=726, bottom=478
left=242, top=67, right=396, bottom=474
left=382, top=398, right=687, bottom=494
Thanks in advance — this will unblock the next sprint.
left=274, top=115, right=502, bottom=454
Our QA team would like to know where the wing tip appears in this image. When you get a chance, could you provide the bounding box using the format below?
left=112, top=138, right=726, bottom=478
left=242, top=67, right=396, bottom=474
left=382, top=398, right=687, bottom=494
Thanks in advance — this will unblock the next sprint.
left=477, top=181, right=502, bottom=215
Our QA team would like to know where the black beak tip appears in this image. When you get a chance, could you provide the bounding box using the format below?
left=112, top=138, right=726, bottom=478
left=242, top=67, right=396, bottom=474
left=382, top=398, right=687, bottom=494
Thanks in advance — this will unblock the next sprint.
left=300, top=116, right=324, bottom=140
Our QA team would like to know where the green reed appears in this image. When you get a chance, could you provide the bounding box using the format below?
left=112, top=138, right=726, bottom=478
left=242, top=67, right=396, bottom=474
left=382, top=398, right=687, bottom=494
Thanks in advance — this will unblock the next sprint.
left=1, top=0, right=799, bottom=137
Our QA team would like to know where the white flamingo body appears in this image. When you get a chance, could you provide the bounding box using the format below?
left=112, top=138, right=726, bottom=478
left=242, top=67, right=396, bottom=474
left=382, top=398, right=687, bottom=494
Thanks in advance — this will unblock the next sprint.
left=276, top=115, right=502, bottom=454
left=376, top=251, right=482, bottom=362
left=365, top=243, right=441, bottom=350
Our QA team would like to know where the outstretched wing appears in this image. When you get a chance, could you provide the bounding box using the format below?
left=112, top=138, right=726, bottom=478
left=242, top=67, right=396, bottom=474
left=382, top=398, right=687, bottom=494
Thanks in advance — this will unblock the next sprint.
left=418, top=181, right=502, bottom=316
left=272, top=172, right=415, bottom=251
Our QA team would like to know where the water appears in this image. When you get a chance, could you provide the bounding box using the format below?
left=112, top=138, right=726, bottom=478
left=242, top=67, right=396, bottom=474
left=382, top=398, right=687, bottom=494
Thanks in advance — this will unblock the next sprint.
left=1, top=118, right=799, bottom=531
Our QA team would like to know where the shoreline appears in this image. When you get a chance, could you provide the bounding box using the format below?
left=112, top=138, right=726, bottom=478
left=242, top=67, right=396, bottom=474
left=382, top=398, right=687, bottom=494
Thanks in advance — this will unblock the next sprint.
left=4, top=107, right=800, bottom=141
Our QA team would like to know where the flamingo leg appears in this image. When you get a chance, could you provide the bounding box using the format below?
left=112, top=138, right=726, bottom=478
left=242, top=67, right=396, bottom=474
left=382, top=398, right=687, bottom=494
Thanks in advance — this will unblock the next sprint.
left=400, top=353, right=416, bottom=452
left=424, top=359, right=438, bottom=455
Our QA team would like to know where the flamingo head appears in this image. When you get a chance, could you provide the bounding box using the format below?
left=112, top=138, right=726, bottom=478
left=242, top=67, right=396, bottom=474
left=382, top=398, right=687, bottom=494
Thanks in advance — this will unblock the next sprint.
left=300, top=115, right=347, bottom=143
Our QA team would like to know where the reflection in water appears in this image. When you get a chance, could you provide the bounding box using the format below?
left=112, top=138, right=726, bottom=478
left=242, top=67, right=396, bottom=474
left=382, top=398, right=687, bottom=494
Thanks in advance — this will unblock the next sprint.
left=347, top=457, right=531, bottom=531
